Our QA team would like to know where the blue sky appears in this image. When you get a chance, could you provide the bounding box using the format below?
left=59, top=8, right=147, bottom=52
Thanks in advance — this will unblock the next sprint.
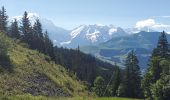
left=1, top=0, right=170, bottom=30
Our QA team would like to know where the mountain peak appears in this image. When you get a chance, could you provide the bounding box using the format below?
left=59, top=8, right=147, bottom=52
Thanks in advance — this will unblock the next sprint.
left=10, top=13, right=40, bottom=22
left=60, top=24, right=128, bottom=48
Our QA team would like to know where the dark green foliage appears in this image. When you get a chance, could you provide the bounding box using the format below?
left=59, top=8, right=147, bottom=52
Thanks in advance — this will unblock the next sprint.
left=93, top=76, right=105, bottom=97
left=142, top=31, right=170, bottom=100
left=32, top=19, right=44, bottom=52
left=53, top=46, right=124, bottom=97
left=141, top=57, right=162, bottom=100
left=54, top=47, right=99, bottom=84
left=0, top=6, right=8, bottom=33
left=54, top=46, right=115, bottom=84
left=151, top=72, right=170, bottom=100
left=119, top=50, right=141, bottom=98
left=44, top=31, right=55, bottom=60
left=150, top=60, right=170, bottom=100
left=21, top=13, right=54, bottom=59
left=117, top=83, right=126, bottom=97
left=21, top=11, right=32, bottom=43
left=152, top=31, right=169, bottom=58
left=111, top=66, right=121, bottom=96
left=9, top=19, right=20, bottom=39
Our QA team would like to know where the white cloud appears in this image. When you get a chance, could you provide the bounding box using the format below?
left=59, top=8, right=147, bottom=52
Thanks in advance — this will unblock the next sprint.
left=153, top=16, right=170, bottom=18
left=135, top=19, right=170, bottom=33
left=135, top=19, right=155, bottom=29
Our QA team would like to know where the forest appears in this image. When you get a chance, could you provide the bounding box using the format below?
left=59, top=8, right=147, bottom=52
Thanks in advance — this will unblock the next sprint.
left=0, top=6, right=169, bottom=100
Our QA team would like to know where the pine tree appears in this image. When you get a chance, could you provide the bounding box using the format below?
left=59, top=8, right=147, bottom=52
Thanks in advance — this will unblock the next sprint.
left=142, top=31, right=170, bottom=99
left=21, top=11, right=32, bottom=44
left=0, top=6, right=8, bottom=33
left=9, top=19, right=20, bottom=39
left=32, top=19, right=45, bottom=52
left=120, top=50, right=141, bottom=98
left=141, top=57, right=162, bottom=100
left=44, top=31, right=54, bottom=59
left=112, top=66, right=121, bottom=96
left=151, top=60, right=170, bottom=100
left=152, top=31, right=169, bottom=58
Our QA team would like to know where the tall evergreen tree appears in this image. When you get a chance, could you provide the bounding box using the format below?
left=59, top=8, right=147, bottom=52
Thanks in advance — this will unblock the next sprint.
left=152, top=31, right=169, bottom=58
left=151, top=60, right=170, bottom=100
left=9, top=19, right=20, bottom=39
left=142, top=31, right=170, bottom=99
left=0, top=6, right=8, bottom=33
left=120, top=50, right=141, bottom=98
left=32, top=19, right=45, bottom=52
left=112, top=65, right=121, bottom=96
left=21, top=11, right=32, bottom=44
left=44, top=31, right=54, bottom=59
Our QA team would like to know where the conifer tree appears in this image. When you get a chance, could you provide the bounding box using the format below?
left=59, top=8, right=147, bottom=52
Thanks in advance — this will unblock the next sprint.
left=152, top=31, right=169, bottom=58
left=9, top=19, right=20, bottom=39
left=142, top=31, right=170, bottom=99
left=0, top=6, right=8, bottom=33
left=151, top=60, right=170, bottom=100
left=21, top=11, right=32, bottom=44
left=32, top=19, right=45, bottom=52
left=44, top=31, right=54, bottom=59
left=112, top=66, right=121, bottom=96
left=120, top=50, right=141, bottom=98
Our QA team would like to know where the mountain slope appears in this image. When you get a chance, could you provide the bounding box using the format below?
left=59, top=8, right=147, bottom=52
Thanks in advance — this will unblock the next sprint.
left=80, top=31, right=170, bottom=70
left=61, top=25, right=128, bottom=48
left=0, top=32, right=87, bottom=97
left=11, top=13, right=71, bottom=46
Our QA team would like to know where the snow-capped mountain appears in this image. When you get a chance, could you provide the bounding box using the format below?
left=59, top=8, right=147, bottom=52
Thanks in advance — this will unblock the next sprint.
left=61, top=24, right=128, bottom=48
left=10, top=13, right=70, bottom=46
left=11, top=13, right=154, bottom=48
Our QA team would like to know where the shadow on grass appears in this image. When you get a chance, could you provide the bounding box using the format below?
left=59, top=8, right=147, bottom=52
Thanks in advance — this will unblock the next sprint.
left=0, top=54, right=13, bottom=72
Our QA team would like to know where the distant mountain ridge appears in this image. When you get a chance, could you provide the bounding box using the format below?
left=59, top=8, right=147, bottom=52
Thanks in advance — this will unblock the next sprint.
left=61, top=24, right=128, bottom=48
left=10, top=13, right=161, bottom=49
left=80, top=31, right=170, bottom=71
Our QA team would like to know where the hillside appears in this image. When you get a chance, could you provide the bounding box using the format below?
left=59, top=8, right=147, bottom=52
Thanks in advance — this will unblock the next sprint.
left=0, top=32, right=88, bottom=97
left=54, top=47, right=114, bottom=84
left=80, top=31, right=170, bottom=70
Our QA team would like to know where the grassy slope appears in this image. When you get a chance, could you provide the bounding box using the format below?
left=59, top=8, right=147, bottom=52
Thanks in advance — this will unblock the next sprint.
left=0, top=95, right=142, bottom=100
left=0, top=32, right=88, bottom=97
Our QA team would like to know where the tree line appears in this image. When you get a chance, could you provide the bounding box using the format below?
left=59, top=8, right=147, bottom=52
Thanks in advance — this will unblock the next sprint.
left=142, top=31, right=170, bottom=100
left=53, top=46, right=114, bottom=85
left=0, top=6, right=54, bottom=59
left=0, top=6, right=169, bottom=99
left=0, top=6, right=118, bottom=96
left=93, top=31, right=170, bottom=99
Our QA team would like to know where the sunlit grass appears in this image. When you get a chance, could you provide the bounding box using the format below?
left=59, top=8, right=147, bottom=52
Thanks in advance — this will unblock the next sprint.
left=0, top=95, right=142, bottom=100
left=0, top=32, right=88, bottom=97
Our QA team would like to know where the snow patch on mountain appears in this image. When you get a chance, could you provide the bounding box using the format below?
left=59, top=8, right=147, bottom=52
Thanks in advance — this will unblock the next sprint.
left=86, top=29, right=100, bottom=42
left=60, top=24, right=128, bottom=48
left=109, top=28, right=117, bottom=35
left=10, top=13, right=40, bottom=25
left=70, top=25, right=85, bottom=39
